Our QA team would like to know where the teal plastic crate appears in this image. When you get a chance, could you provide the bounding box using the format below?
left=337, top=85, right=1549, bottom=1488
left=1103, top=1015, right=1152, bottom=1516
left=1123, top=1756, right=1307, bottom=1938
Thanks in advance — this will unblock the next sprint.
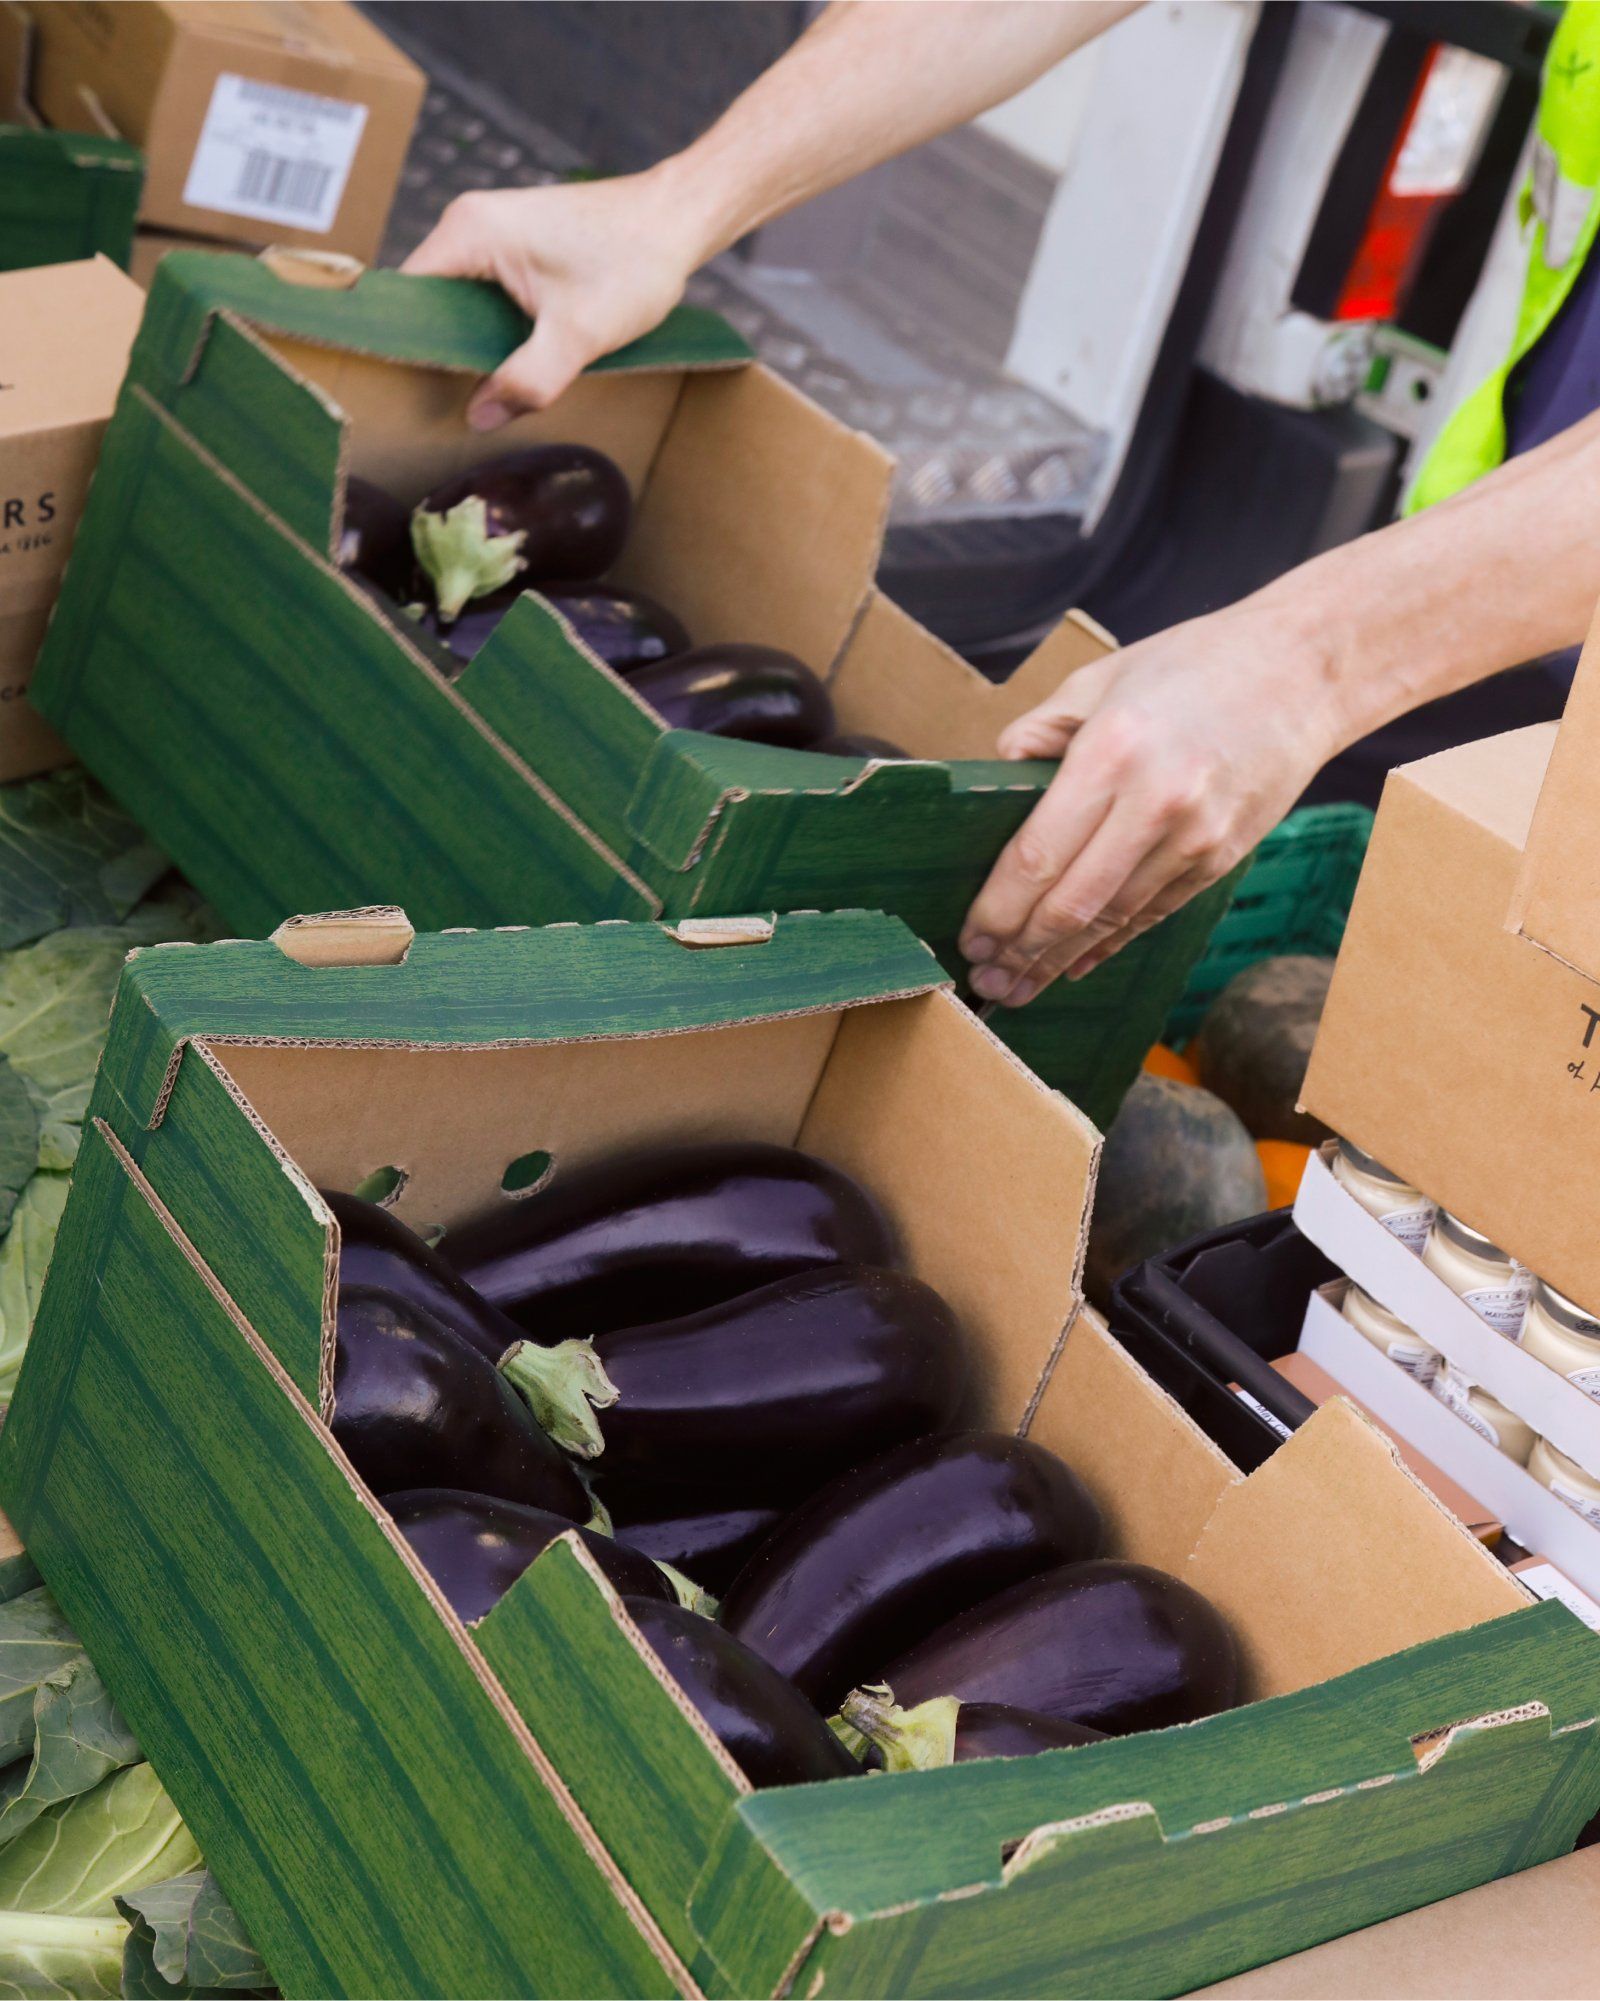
left=1165, top=803, right=1373, bottom=1045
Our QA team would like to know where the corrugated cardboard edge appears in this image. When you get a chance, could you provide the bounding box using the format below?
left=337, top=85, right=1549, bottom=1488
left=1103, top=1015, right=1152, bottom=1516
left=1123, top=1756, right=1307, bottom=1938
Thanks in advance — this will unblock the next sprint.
left=764, top=1698, right=1584, bottom=2000
left=90, top=1114, right=702, bottom=1999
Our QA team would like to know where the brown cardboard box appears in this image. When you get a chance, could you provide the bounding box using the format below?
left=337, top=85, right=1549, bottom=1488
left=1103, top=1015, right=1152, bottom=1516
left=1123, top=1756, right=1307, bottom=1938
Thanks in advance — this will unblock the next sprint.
left=1270, top=1349, right=1502, bottom=1543
left=16, top=2, right=423, bottom=259
left=1301, top=615, right=1600, bottom=1319
left=1190, top=1844, right=1600, bottom=1998
left=0, top=255, right=143, bottom=782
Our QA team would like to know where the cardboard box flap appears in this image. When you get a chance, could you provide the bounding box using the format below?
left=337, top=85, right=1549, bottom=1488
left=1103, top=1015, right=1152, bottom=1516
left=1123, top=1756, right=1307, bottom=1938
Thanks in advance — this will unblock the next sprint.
left=98, top=909, right=947, bottom=1130
left=134, top=253, right=752, bottom=401
left=688, top=1593, right=1595, bottom=1993
left=830, top=590, right=1116, bottom=763
left=1515, top=616, right=1600, bottom=977
left=627, top=730, right=964, bottom=875
left=1185, top=1400, right=1526, bottom=1701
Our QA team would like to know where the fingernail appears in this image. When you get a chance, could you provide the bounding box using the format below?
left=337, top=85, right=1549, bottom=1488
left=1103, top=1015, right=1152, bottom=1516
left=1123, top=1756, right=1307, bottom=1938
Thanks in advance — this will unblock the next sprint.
left=961, top=933, right=997, bottom=964
left=971, top=966, right=1013, bottom=1001
left=1002, top=979, right=1037, bottom=1009
left=469, top=398, right=511, bottom=432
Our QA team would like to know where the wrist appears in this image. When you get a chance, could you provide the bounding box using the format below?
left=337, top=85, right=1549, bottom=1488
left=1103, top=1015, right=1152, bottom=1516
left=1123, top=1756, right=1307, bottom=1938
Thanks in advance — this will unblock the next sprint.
left=1242, top=562, right=1370, bottom=764
left=641, top=146, right=750, bottom=273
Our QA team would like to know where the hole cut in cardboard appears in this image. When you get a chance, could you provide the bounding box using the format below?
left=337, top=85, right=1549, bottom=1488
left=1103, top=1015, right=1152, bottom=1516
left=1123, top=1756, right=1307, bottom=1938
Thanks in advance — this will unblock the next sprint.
left=500, top=1149, right=553, bottom=1198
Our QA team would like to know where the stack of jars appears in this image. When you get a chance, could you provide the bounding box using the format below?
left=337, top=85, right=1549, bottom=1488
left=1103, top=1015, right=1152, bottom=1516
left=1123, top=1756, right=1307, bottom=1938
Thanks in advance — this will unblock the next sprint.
left=1331, top=1139, right=1600, bottom=1528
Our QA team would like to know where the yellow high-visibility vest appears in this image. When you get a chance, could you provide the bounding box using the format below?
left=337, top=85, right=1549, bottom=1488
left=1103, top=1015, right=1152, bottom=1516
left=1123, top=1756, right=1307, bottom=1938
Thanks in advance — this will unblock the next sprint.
left=1407, top=2, right=1600, bottom=511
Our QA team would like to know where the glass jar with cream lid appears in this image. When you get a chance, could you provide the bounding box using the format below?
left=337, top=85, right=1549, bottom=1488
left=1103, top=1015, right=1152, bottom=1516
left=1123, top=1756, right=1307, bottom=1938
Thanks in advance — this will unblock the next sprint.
left=1330, top=1140, right=1435, bottom=1253
left=1520, top=1282, right=1600, bottom=1402
left=1431, top=1364, right=1536, bottom=1464
left=1528, top=1435, right=1600, bottom=1528
left=1341, top=1284, right=1439, bottom=1381
left=1422, top=1210, right=1532, bottom=1340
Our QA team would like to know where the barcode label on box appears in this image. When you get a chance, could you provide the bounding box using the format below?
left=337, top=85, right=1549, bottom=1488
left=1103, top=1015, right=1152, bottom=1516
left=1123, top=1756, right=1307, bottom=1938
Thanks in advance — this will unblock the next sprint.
left=183, top=74, right=368, bottom=233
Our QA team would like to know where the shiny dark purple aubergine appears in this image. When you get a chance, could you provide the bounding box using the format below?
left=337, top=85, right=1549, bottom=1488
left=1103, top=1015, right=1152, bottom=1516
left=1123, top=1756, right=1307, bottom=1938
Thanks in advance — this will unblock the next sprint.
left=545, top=583, right=690, bottom=675
left=626, top=644, right=835, bottom=748
left=510, top=1264, right=967, bottom=1504
left=387, top=1488, right=669, bottom=1623
left=440, top=1140, right=899, bottom=1342
left=605, top=1488, right=787, bottom=1596
left=325, top=1188, right=524, bottom=1366
left=337, top=475, right=415, bottom=598
left=719, top=1430, right=1104, bottom=1710
left=623, top=1595, right=860, bottom=1789
left=411, top=444, right=632, bottom=620
left=879, top=1559, right=1241, bottom=1737
left=331, top=1285, right=589, bottom=1521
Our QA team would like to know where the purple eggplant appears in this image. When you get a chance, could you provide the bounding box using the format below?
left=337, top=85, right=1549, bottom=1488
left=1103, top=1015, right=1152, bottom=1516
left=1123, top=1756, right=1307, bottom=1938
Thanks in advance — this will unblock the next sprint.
left=411, top=444, right=631, bottom=619
left=719, top=1432, right=1103, bottom=1710
left=325, top=1188, right=524, bottom=1367
left=623, top=1596, right=859, bottom=1789
left=840, top=1688, right=1104, bottom=1770
left=387, top=1488, right=670, bottom=1623
left=332, top=1287, right=589, bottom=1521
left=410, top=586, right=519, bottom=668
left=545, top=584, right=690, bottom=675
left=606, top=1489, right=786, bottom=1597
left=337, top=475, right=414, bottom=598
left=627, top=644, right=835, bottom=748
left=809, top=732, right=908, bottom=760
left=501, top=1264, right=966, bottom=1501
left=441, top=1141, right=899, bottom=1342
left=876, top=1560, right=1241, bottom=1738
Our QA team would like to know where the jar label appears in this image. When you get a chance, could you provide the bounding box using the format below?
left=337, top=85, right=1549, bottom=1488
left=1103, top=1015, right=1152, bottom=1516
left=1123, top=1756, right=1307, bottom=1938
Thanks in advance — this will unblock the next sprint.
left=1388, top=1340, right=1437, bottom=1383
left=1434, top=1367, right=1499, bottom=1446
left=1377, top=1201, right=1434, bottom=1254
left=1548, top=1478, right=1600, bottom=1531
left=1462, top=1281, right=1533, bottom=1340
left=1569, top=1366, right=1600, bottom=1404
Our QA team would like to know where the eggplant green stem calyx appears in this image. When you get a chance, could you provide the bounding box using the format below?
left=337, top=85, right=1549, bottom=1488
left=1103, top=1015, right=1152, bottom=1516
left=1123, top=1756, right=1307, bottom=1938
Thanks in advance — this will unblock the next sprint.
left=658, top=1562, right=719, bottom=1618
left=500, top=1338, right=619, bottom=1459
left=410, top=496, right=527, bottom=621
left=839, top=1684, right=960, bottom=1772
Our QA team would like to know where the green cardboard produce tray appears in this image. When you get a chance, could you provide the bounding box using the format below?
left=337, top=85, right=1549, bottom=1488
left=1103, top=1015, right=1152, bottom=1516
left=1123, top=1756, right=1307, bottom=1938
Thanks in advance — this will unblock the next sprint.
left=0, top=124, right=141, bottom=273
left=29, top=250, right=1234, bottom=1128
left=2, top=909, right=1596, bottom=2000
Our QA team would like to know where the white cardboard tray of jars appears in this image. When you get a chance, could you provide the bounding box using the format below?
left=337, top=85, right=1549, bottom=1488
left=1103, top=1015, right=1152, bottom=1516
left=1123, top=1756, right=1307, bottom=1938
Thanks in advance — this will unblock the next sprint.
left=1298, top=1285, right=1600, bottom=1607
left=1294, top=1144, right=1600, bottom=1482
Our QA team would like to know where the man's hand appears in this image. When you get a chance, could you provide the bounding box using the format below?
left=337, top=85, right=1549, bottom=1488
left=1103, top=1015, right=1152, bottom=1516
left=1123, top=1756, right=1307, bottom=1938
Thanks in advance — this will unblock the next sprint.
left=960, top=606, right=1343, bottom=1005
left=402, top=172, right=707, bottom=428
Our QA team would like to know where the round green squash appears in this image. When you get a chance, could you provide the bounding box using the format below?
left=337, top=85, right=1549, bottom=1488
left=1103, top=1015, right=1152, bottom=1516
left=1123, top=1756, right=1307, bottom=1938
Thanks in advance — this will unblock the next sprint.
left=1191, top=954, right=1336, bottom=1145
left=1084, top=1074, right=1268, bottom=1310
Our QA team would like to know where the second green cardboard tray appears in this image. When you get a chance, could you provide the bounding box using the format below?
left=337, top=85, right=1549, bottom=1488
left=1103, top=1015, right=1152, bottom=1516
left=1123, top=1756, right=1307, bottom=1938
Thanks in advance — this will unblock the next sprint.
left=30, top=251, right=1236, bottom=1127
left=2, top=908, right=1595, bottom=1999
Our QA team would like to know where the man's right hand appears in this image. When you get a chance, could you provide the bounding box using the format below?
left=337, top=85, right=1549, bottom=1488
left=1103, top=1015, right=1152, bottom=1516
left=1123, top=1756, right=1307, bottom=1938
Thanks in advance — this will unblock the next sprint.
left=402, top=171, right=707, bottom=429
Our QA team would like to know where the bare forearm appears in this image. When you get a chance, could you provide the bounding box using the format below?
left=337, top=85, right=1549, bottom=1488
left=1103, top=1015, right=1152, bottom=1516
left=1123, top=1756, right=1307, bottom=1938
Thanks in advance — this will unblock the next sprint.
left=654, top=1, right=1138, bottom=264
left=1255, top=410, right=1600, bottom=754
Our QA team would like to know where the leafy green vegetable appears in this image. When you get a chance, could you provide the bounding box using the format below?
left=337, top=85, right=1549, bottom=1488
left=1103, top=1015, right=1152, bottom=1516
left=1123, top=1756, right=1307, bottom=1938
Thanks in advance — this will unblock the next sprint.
left=0, top=776, right=165, bottom=955
left=0, top=901, right=216, bottom=1178
left=0, top=1763, right=201, bottom=1918
left=0, top=1062, right=38, bottom=1238
left=115, top=1873, right=273, bottom=1997
left=0, top=1660, right=140, bottom=1845
left=0, top=1908, right=125, bottom=1998
left=0, top=1176, right=70, bottom=1401
left=0, top=1591, right=83, bottom=1769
